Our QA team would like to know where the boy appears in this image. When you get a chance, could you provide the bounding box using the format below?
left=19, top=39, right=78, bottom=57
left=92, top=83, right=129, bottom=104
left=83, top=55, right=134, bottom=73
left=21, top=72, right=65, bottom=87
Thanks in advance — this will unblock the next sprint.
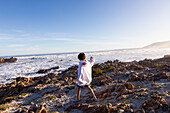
left=77, top=53, right=97, bottom=101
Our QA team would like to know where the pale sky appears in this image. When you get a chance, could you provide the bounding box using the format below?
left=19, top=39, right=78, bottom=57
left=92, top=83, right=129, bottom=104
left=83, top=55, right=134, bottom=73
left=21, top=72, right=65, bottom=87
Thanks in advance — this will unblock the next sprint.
left=0, top=0, right=170, bottom=56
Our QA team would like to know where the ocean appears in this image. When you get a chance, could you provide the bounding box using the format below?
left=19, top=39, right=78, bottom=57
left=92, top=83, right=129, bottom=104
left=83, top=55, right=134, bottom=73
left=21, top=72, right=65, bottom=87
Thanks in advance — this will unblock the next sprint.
left=0, top=48, right=170, bottom=84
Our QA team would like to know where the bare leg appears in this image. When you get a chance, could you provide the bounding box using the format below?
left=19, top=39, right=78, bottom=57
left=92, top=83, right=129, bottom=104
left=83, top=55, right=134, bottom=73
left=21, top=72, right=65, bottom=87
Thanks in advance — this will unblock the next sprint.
left=87, top=86, right=97, bottom=100
left=77, top=87, right=81, bottom=101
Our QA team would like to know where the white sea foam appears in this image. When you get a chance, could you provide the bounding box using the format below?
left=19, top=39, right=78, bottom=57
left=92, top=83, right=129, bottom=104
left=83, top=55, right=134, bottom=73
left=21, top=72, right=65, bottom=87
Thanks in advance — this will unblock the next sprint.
left=0, top=48, right=170, bottom=84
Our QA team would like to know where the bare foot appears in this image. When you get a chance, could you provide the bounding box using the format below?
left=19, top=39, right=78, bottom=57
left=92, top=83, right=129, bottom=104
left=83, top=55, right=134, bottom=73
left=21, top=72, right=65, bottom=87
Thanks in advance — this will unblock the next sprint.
left=94, top=98, right=98, bottom=102
left=76, top=99, right=80, bottom=102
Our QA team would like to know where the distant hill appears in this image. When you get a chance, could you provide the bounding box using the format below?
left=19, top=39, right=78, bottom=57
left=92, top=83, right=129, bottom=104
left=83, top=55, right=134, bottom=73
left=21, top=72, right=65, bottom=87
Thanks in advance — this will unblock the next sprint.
left=143, top=41, right=170, bottom=49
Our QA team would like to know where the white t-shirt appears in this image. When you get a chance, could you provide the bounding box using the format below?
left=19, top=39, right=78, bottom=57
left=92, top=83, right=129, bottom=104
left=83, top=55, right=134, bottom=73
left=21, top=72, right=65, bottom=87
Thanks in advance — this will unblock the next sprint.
left=77, top=58, right=95, bottom=86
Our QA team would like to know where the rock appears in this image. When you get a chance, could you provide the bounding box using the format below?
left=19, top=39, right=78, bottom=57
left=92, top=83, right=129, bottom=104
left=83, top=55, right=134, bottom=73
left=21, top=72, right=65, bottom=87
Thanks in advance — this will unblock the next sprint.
left=137, top=95, right=169, bottom=113
left=55, top=104, right=63, bottom=108
left=117, top=79, right=124, bottom=83
left=96, top=86, right=115, bottom=99
left=155, top=71, right=168, bottom=79
left=16, top=77, right=28, bottom=82
left=14, top=108, right=29, bottom=113
left=29, top=111, right=34, bottom=113
left=50, top=66, right=59, bottom=70
left=64, top=77, right=69, bottom=82
left=135, top=108, right=145, bottom=113
left=0, top=57, right=17, bottom=63
left=14, top=109, right=22, bottom=113
left=168, top=76, right=170, bottom=82
left=36, top=69, right=51, bottom=74
left=118, top=109, right=124, bottom=113
left=127, top=75, right=139, bottom=82
left=159, top=64, right=170, bottom=71
left=35, top=105, right=46, bottom=113
left=41, top=109, right=47, bottom=113
left=115, top=83, right=135, bottom=92
left=124, top=82, right=135, bottom=90
left=29, top=104, right=38, bottom=113
left=92, top=75, right=114, bottom=86
left=38, top=77, right=51, bottom=84
left=0, top=58, right=5, bottom=63
left=115, top=84, right=125, bottom=92
left=57, top=92, right=66, bottom=98
left=113, top=59, right=119, bottom=63
left=1, top=55, right=170, bottom=113
left=116, top=94, right=128, bottom=101
left=4, top=57, right=17, bottom=63
left=164, top=54, right=170, bottom=58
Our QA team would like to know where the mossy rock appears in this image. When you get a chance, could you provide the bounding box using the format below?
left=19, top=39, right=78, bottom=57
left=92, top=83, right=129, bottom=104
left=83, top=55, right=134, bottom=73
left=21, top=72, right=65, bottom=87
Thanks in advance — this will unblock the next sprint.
left=92, top=68, right=104, bottom=78
left=103, top=66, right=115, bottom=72
left=48, top=96, right=55, bottom=100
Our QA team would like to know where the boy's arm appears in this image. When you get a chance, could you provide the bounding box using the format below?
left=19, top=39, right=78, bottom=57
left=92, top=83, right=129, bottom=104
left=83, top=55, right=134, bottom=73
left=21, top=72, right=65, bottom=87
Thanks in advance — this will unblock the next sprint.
left=89, top=57, right=95, bottom=66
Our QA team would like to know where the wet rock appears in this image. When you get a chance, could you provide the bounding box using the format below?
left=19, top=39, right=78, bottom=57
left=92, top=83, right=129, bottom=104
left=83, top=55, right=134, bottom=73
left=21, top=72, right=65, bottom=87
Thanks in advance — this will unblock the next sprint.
left=4, top=57, right=17, bottom=63
left=113, top=59, right=119, bottom=63
left=0, top=58, right=5, bottom=63
left=36, top=69, right=51, bottom=74
left=50, top=66, right=59, bottom=70
left=0, top=57, right=17, bottom=63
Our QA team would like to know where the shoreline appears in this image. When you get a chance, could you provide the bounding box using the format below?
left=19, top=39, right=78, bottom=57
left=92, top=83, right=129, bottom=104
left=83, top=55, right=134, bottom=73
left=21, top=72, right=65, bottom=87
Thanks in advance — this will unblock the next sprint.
left=1, top=48, right=170, bottom=85
left=0, top=55, right=169, bottom=113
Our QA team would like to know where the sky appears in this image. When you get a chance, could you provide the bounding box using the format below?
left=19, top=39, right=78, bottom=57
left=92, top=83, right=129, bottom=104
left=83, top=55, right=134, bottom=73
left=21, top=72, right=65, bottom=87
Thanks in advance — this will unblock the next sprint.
left=0, top=0, right=170, bottom=56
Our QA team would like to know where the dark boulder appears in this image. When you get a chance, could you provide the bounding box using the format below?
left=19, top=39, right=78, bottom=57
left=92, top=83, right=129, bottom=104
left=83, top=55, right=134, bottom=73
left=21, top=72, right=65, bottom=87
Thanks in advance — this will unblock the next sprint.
left=50, top=66, right=59, bottom=69
left=0, top=57, right=17, bottom=63
left=4, top=57, right=17, bottom=63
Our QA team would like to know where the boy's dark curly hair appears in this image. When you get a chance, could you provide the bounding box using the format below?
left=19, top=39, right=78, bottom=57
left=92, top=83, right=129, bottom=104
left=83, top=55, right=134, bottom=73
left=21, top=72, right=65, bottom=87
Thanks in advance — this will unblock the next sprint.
left=78, top=53, right=86, bottom=60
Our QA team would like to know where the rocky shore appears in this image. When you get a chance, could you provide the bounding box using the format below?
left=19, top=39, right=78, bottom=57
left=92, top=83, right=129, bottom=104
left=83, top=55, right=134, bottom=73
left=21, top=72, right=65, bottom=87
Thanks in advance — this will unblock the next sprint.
left=0, top=57, right=17, bottom=63
left=0, top=55, right=169, bottom=113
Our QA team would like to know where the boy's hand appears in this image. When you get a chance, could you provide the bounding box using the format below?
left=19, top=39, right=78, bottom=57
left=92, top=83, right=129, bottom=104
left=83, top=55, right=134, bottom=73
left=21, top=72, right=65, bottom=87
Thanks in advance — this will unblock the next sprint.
left=90, top=57, right=94, bottom=62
